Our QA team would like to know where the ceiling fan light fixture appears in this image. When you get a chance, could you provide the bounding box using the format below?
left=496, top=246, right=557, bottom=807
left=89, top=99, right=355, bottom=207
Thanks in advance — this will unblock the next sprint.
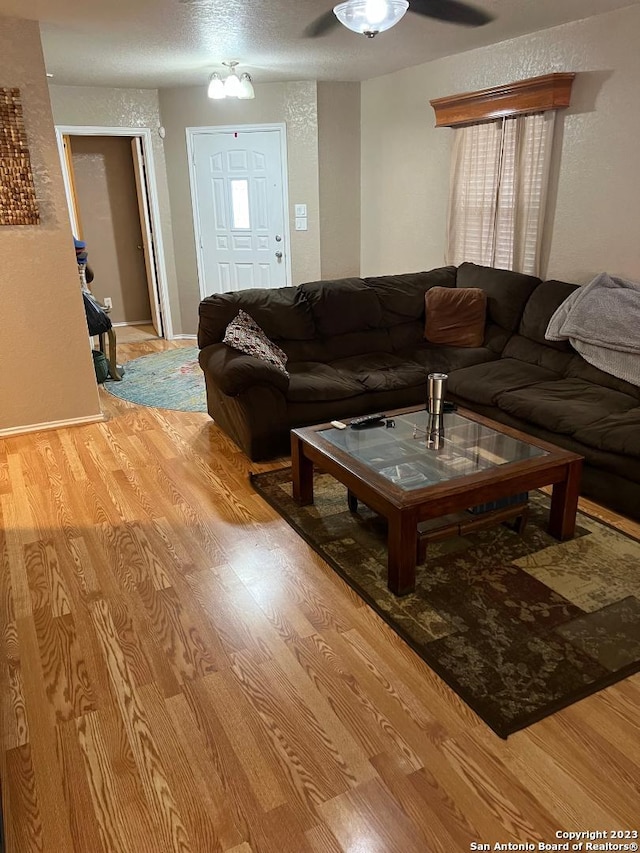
left=207, top=72, right=225, bottom=99
left=238, top=73, right=255, bottom=99
left=333, top=0, right=408, bottom=37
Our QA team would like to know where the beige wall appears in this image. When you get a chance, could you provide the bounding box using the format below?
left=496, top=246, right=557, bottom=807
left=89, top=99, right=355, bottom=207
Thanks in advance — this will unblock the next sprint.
left=361, top=4, right=640, bottom=285
left=317, top=82, right=361, bottom=280
left=0, top=17, right=101, bottom=433
left=48, top=84, right=181, bottom=334
left=71, top=135, right=151, bottom=325
left=158, top=81, right=322, bottom=335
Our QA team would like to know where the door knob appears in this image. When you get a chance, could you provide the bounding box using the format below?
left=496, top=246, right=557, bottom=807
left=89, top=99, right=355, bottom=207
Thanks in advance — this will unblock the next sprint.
left=275, top=251, right=283, bottom=259
left=275, top=234, right=282, bottom=242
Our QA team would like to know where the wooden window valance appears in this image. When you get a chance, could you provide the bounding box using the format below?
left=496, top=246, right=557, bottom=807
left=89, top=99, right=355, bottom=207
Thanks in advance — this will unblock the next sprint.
left=430, top=73, right=575, bottom=128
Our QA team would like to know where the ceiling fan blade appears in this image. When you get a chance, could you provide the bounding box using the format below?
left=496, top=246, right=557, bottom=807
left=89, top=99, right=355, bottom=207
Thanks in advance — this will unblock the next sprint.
left=304, top=9, right=340, bottom=37
left=410, top=0, right=494, bottom=27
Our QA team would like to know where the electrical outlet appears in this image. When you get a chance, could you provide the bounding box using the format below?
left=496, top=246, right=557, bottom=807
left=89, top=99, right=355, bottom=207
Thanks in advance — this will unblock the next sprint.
left=103, top=297, right=113, bottom=310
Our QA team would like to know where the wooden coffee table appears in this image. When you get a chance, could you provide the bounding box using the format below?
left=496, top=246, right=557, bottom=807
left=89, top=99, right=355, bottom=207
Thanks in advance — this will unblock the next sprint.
left=291, top=406, right=583, bottom=595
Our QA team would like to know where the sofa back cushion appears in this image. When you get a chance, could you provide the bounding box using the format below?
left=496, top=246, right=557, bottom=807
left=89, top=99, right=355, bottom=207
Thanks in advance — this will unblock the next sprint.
left=198, top=286, right=314, bottom=348
left=281, top=328, right=392, bottom=363
left=502, top=334, right=575, bottom=375
left=518, top=279, right=579, bottom=351
left=424, top=286, right=487, bottom=347
left=456, top=262, right=541, bottom=332
left=564, top=354, right=640, bottom=400
left=298, top=278, right=381, bottom=336
left=363, top=266, right=457, bottom=326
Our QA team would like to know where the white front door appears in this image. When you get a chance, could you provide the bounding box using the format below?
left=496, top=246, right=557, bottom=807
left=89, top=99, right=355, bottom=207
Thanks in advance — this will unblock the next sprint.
left=190, top=126, right=289, bottom=296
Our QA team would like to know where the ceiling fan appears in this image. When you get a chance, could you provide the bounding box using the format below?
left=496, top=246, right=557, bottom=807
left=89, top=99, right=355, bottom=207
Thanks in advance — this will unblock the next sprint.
left=305, top=0, right=494, bottom=39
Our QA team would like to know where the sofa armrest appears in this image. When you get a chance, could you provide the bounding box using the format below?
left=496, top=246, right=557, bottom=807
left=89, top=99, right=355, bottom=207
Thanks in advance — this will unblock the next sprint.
left=199, top=343, right=289, bottom=396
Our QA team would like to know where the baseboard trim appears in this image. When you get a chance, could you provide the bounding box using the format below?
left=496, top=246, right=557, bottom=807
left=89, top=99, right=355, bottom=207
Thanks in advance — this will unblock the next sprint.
left=111, top=320, right=153, bottom=327
left=0, top=412, right=106, bottom=439
left=172, top=334, right=197, bottom=340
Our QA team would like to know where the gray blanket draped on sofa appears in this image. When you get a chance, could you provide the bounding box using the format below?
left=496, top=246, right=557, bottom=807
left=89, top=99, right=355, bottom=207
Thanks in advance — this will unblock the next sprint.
left=545, top=272, right=640, bottom=387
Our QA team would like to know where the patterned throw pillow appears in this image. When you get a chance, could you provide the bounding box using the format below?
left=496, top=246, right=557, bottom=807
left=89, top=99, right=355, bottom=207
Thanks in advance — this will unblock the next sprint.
left=223, top=309, right=289, bottom=377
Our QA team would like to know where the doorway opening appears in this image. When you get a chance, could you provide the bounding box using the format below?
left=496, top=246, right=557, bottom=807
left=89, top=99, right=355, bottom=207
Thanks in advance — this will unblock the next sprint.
left=56, top=126, right=172, bottom=341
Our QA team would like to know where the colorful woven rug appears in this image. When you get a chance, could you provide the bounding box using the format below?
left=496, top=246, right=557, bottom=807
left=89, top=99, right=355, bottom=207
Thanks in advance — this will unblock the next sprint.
left=104, top=347, right=206, bottom=412
left=251, top=469, right=640, bottom=737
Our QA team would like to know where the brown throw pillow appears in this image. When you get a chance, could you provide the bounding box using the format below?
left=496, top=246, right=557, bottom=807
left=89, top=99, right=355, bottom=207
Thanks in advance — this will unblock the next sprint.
left=424, top=286, right=487, bottom=347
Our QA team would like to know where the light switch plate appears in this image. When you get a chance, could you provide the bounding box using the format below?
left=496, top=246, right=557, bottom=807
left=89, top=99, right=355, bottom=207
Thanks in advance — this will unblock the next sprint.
left=294, top=203, right=307, bottom=217
left=295, top=217, right=308, bottom=231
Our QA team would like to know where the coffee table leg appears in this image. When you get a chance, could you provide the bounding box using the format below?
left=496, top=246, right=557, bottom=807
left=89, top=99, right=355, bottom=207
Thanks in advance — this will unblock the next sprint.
left=291, top=434, right=314, bottom=505
left=388, top=510, right=418, bottom=596
left=549, top=458, right=583, bottom=540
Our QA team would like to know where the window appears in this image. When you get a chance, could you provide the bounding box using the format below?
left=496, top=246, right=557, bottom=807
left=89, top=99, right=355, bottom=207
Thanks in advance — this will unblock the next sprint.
left=430, top=73, right=575, bottom=277
left=445, top=111, right=556, bottom=276
left=230, top=179, right=250, bottom=229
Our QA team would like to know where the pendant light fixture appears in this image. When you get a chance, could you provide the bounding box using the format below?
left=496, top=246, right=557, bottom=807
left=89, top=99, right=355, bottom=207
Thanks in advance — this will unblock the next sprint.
left=207, top=61, right=255, bottom=100
left=333, top=0, right=408, bottom=37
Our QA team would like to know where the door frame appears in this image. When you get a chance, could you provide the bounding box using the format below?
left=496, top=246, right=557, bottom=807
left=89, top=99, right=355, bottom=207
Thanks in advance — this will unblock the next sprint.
left=55, top=125, right=174, bottom=339
left=186, top=123, right=291, bottom=300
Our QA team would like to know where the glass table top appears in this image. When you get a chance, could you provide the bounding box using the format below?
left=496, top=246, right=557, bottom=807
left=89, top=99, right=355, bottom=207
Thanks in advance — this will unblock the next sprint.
left=320, top=410, right=548, bottom=491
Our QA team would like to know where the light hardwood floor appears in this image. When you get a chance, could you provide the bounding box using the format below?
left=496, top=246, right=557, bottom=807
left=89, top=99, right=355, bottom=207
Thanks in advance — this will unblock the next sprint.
left=1, top=338, right=639, bottom=852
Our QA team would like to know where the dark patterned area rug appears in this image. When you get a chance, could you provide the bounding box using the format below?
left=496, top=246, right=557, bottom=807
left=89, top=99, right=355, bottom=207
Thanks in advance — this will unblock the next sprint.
left=251, top=469, right=640, bottom=737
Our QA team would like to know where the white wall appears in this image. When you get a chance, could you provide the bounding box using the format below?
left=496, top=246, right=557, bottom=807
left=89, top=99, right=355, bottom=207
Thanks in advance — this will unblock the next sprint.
left=361, top=4, right=640, bottom=285
left=0, top=18, right=101, bottom=434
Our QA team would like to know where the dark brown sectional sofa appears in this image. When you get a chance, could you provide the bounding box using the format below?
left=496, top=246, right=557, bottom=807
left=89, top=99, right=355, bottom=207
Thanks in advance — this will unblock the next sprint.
left=198, top=262, right=640, bottom=520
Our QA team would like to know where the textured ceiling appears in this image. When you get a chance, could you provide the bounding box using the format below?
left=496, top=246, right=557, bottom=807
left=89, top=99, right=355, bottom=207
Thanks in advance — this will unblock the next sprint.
left=1, top=0, right=639, bottom=87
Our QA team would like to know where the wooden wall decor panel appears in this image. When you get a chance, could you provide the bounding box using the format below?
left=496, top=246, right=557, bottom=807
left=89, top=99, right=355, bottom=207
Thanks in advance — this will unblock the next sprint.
left=0, top=87, right=40, bottom=225
left=430, top=73, right=576, bottom=128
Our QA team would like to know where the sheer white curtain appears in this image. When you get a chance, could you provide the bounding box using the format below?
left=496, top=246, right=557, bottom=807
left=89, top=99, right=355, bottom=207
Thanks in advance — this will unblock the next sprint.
left=445, top=111, right=556, bottom=276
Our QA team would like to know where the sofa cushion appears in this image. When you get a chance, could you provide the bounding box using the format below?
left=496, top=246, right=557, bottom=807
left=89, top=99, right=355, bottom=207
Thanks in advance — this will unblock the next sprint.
left=564, top=355, right=640, bottom=400
left=223, top=310, right=289, bottom=377
left=503, top=334, right=576, bottom=374
left=573, top=408, right=640, bottom=459
left=299, top=278, right=381, bottom=336
left=287, top=352, right=426, bottom=403
left=519, top=279, right=578, bottom=351
left=496, top=379, right=638, bottom=436
left=456, top=262, right=541, bottom=332
left=482, top=323, right=512, bottom=355
left=364, top=266, right=457, bottom=326
left=281, top=329, right=392, bottom=364
left=447, top=359, right=558, bottom=406
left=198, top=286, right=314, bottom=347
left=199, top=343, right=289, bottom=395
left=404, top=344, right=497, bottom=375
left=324, top=329, right=393, bottom=360
left=329, top=353, right=426, bottom=393
left=287, top=362, right=365, bottom=403
left=391, top=320, right=508, bottom=356
left=389, top=321, right=425, bottom=351
left=424, top=286, right=487, bottom=347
